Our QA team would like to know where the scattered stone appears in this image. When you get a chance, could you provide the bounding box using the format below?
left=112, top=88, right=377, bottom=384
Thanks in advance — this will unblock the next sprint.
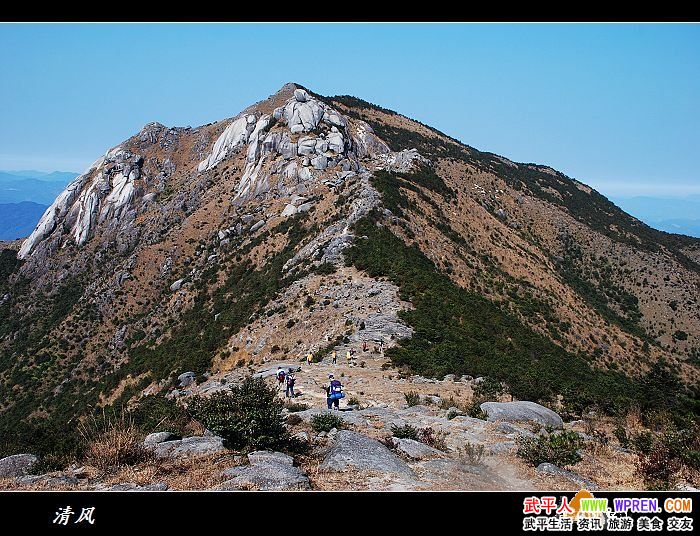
left=488, top=441, right=517, bottom=454
left=170, top=279, right=184, bottom=292
left=108, top=482, right=169, bottom=491
left=250, top=220, right=265, bottom=233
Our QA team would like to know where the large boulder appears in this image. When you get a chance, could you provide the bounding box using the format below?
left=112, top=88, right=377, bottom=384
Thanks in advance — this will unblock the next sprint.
left=480, top=401, right=563, bottom=429
left=320, top=430, right=413, bottom=475
left=0, top=454, right=38, bottom=478
left=218, top=450, right=309, bottom=491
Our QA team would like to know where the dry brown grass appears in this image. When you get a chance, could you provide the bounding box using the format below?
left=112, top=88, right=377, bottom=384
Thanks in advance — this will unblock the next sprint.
left=77, top=409, right=152, bottom=473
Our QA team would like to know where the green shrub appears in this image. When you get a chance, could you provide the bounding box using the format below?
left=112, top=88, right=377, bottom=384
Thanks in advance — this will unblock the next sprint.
left=391, top=423, right=419, bottom=440
left=630, top=430, right=655, bottom=454
left=404, top=391, right=421, bottom=407
left=311, top=413, right=344, bottom=433
left=285, top=402, right=309, bottom=413
left=189, top=376, right=286, bottom=451
left=517, top=430, right=584, bottom=467
left=472, top=377, right=505, bottom=401
left=466, top=402, right=488, bottom=420
left=662, top=425, right=700, bottom=470
left=613, top=426, right=629, bottom=448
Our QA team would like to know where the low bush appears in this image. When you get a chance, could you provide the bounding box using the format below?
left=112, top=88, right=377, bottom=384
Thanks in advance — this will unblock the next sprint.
left=416, top=427, right=448, bottom=451
left=285, top=402, right=309, bottom=413
left=459, top=442, right=487, bottom=465
left=404, top=391, right=421, bottom=407
left=311, top=413, right=344, bottom=433
left=630, top=430, right=655, bottom=454
left=517, top=429, right=584, bottom=467
left=189, top=376, right=287, bottom=451
left=391, top=423, right=419, bottom=440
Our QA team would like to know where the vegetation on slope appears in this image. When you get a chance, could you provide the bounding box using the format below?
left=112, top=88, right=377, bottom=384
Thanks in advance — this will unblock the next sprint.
left=345, top=212, right=698, bottom=421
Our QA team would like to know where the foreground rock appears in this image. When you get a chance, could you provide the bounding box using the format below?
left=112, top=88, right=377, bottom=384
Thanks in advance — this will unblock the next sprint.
left=150, top=436, right=227, bottom=459
left=0, top=454, right=38, bottom=478
left=480, top=401, right=563, bottom=429
left=320, top=430, right=413, bottom=475
left=218, top=451, right=310, bottom=490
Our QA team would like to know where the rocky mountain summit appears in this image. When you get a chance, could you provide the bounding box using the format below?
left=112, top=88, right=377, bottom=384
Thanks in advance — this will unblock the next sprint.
left=0, top=82, right=698, bottom=491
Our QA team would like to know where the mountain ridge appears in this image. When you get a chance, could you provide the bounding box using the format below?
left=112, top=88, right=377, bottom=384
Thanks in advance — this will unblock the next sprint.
left=1, top=82, right=698, bottom=475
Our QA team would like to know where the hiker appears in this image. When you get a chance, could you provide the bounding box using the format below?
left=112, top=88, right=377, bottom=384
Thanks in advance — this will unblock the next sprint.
left=326, top=374, right=344, bottom=410
left=276, top=367, right=286, bottom=391
left=306, top=352, right=314, bottom=366
left=346, top=350, right=351, bottom=364
left=332, top=350, right=337, bottom=364
left=362, top=341, right=368, bottom=352
left=285, top=368, right=296, bottom=398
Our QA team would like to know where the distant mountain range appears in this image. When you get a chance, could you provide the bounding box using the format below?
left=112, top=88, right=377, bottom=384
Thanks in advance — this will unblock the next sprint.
left=612, top=195, right=700, bottom=238
left=0, top=170, right=77, bottom=240
left=0, top=170, right=78, bottom=205
left=0, top=201, right=51, bottom=241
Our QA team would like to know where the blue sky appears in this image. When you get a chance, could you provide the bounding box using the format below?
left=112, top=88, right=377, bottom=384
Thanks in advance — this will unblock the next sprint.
left=0, top=23, right=698, bottom=198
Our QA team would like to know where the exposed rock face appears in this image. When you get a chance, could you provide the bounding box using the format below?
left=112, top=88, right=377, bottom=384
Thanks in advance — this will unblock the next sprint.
left=0, top=454, right=38, bottom=478
left=320, top=430, right=414, bottom=475
left=18, top=148, right=145, bottom=259
left=218, top=450, right=310, bottom=491
left=197, top=114, right=257, bottom=172
left=480, top=401, right=563, bottom=429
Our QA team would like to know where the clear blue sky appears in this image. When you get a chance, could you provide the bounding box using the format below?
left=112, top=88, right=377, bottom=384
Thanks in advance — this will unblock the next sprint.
left=1, top=23, right=698, bottom=197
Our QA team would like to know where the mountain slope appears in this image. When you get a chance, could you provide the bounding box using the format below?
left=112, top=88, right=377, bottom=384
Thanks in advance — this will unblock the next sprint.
left=0, top=83, right=698, bottom=464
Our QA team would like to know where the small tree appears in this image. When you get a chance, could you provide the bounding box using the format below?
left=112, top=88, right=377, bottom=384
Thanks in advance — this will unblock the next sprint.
left=189, top=376, right=287, bottom=451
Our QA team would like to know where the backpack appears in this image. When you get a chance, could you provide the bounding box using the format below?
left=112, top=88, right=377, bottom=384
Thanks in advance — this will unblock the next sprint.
left=287, top=375, right=295, bottom=387
left=277, top=370, right=286, bottom=382
left=329, top=379, right=344, bottom=399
